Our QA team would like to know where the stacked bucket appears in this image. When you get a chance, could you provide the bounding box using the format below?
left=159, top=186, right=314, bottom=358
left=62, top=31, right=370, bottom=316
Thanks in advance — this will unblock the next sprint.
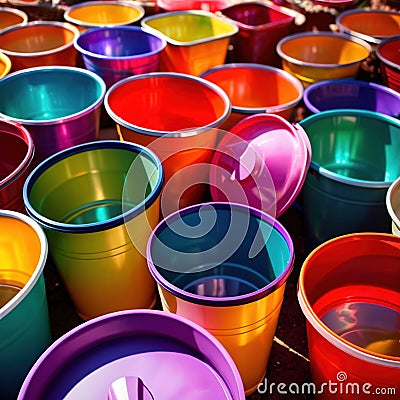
left=0, top=0, right=399, bottom=399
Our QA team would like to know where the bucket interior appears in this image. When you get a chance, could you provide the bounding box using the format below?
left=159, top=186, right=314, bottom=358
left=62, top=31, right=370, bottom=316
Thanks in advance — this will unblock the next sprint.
left=202, top=66, right=301, bottom=109
left=301, top=111, right=400, bottom=183
left=0, top=10, right=25, bottom=30
left=67, top=4, right=143, bottom=25
left=107, top=75, right=228, bottom=131
left=27, top=146, right=161, bottom=226
left=0, top=69, right=104, bottom=121
left=143, top=13, right=237, bottom=43
left=279, top=35, right=370, bottom=65
left=221, top=3, right=294, bottom=27
left=301, top=234, right=400, bottom=359
left=77, top=28, right=164, bottom=58
left=150, top=205, right=291, bottom=299
left=377, top=37, right=400, bottom=69
left=0, top=215, right=41, bottom=308
left=0, top=24, right=75, bottom=53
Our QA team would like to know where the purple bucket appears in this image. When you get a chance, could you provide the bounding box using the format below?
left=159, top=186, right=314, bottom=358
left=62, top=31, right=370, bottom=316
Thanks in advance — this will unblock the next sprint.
left=0, top=120, right=34, bottom=212
left=74, top=26, right=167, bottom=89
left=220, top=1, right=296, bottom=66
left=18, top=310, right=245, bottom=400
left=304, top=79, right=400, bottom=118
left=0, top=66, right=106, bottom=163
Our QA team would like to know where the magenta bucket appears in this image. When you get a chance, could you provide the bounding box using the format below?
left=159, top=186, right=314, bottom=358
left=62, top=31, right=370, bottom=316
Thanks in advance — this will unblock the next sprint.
left=0, top=120, right=34, bottom=212
left=0, top=66, right=106, bottom=163
left=18, top=310, right=245, bottom=400
left=220, top=1, right=296, bottom=67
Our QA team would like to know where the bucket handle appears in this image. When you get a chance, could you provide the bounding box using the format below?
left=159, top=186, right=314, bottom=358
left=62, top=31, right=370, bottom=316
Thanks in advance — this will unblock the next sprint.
left=108, top=376, right=154, bottom=400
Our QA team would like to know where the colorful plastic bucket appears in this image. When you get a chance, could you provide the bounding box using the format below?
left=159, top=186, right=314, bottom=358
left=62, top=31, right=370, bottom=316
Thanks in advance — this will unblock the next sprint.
left=141, top=10, right=238, bottom=76
left=276, top=31, right=371, bottom=87
left=386, top=176, right=400, bottom=236
left=147, top=202, right=294, bottom=395
left=0, top=66, right=106, bottom=162
left=0, top=210, right=51, bottom=400
left=304, top=79, right=400, bottom=117
left=336, top=9, right=400, bottom=45
left=0, top=21, right=79, bottom=71
left=298, top=233, right=400, bottom=399
left=74, top=26, right=166, bottom=89
left=0, top=51, right=11, bottom=79
left=209, top=114, right=311, bottom=218
left=157, top=0, right=236, bottom=12
left=0, top=120, right=34, bottom=213
left=105, top=72, right=231, bottom=214
left=64, top=1, right=145, bottom=31
left=219, top=1, right=295, bottom=67
left=23, top=140, right=164, bottom=320
left=0, top=7, right=27, bottom=32
left=376, top=36, right=400, bottom=93
left=299, top=109, right=400, bottom=251
left=201, top=63, right=303, bottom=129
left=18, top=310, right=245, bottom=400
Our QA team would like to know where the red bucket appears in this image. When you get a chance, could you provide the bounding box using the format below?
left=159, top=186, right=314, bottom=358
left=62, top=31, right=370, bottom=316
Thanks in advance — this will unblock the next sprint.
left=376, top=36, right=400, bottom=93
left=0, top=120, right=34, bottom=213
left=298, top=233, right=400, bottom=399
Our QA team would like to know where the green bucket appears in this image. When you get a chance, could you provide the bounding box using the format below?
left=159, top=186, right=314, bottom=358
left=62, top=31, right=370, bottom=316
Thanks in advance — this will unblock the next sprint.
left=299, top=109, right=400, bottom=251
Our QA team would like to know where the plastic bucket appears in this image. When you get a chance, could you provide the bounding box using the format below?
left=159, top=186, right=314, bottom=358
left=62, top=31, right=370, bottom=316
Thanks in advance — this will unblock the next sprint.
left=219, top=1, right=295, bottom=67
left=18, top=310, right=245, bottom=400
left=141, top=10, right=238, bottom=76
left=386, top=176, right=400, bottom=236
left=0, top=120, right=34, bottom=213
left=0, top=51, right=11, bottom=79
left=23, top=140, right=164, bottom=320
left=64, top=1, right=145, bottom=31
left=147, top=202, right=294, bottom=395
left=157, top=0, right=235, bottom=12
left=0, top=21, right=79, bottom=71
left=336, top=9, right=400, bottom=46
left=0, top=7, right=27, bottom=32
left=201, top=63, right=303, bottom=129
left=299, top=109, right=400, bottom=251
left=105, top=72, right=231, bottom=214
left=276, top=31, right=371, bottom=87
left=298, top=233, right=400, bottom=399
left=0, top=66, right=106, bottom=163
left=304, top=79, right=400, bottom=117
left=0, top=210, right=51, bottom=400
left=376, top=36, right=400, bottom=94
left=74, top=26, right=166, bottom=89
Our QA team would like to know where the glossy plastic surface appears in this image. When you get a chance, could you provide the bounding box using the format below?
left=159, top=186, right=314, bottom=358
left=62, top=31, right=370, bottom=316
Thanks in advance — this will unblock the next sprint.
left=386, top=176, right=400, bottom=236
left=0, top=7, right=27, bottom=32
left=376, top=36, right=400, bottom=93
left=0, top=51, right=11, bottom=78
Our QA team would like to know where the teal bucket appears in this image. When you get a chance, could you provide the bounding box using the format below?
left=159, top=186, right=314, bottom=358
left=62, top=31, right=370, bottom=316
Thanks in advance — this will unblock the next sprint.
left=299, top=109, right=400, bottom=251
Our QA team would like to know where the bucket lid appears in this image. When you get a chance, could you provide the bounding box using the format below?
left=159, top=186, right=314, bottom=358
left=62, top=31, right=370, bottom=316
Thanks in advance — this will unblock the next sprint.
left=209, top=114, right=311, bottom=217
left=18, top=310, right=245, bottom=400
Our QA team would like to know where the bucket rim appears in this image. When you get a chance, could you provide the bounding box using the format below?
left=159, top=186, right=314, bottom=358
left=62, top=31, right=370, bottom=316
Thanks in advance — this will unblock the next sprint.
left=0, top=21, right=80, bottom=58
left=301, top=108, right=400, bottom=188
left=386, top=175, right=400, bottom=230
left=23, top=140, right=164, bottom=233
left=376, top=35, right=400, bottom=72
left=303, top=78, right=400, bottom=115
left=17, top=309, right=246, bottom=400
left=104, top=71, right=232, bottom=137
left=0, top=210, right=48, bottom=320
left=0, top=6, right=28, bottom=34
left=0, top=120, right=34, bottom=189
left=64, top=0, right=145, bottom=28
left=74, top=25, right=167, bottom=61
left=147, top=201, right=294, bottom=307
left=298, top=232, right=400, bottom=367
left=141, top=10, right=239, bottom=47
left=200, top=62, right=304, bottom=114
left=276, top=31, right=372, bottom=69
left=336, top=8, right=400, bottom=45
left=0, top=66, right=106, bottom=126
